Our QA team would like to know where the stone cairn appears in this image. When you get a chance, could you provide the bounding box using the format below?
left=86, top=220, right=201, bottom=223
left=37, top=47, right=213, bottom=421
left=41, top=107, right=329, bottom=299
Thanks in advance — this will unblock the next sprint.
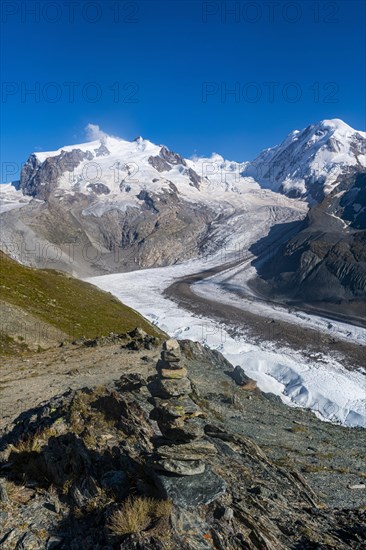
left=149, top=339, right=225, bottom=506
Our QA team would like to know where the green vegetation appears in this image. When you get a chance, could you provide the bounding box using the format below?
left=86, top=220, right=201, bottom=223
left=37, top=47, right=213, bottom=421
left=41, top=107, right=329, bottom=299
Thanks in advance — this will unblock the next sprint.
left=0, top=251, right=162, bottom=353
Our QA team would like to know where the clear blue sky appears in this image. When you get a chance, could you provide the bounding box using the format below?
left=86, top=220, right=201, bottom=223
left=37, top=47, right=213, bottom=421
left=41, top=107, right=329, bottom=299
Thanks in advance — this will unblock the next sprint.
left=1, top=0, right=365, bottom=182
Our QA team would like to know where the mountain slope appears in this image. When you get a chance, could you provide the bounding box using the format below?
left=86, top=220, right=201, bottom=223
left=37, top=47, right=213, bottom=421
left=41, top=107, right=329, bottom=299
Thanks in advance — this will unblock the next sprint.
left=251, top=172, right=366, bottom=322
left=246, top=119, right=366, bottom=201
left=0, top=251, right=162, bottom=354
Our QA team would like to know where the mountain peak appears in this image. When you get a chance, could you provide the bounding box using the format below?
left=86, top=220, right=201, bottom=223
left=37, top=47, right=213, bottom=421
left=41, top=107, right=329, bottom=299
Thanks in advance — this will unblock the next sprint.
left=318, top=118, right=350, bottom=129
left=249, top=118, right=366, bottom=200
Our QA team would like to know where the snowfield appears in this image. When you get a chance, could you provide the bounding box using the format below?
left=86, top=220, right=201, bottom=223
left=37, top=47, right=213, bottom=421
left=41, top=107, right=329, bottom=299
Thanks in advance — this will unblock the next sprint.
left=88, top=250, right=366, bottom=428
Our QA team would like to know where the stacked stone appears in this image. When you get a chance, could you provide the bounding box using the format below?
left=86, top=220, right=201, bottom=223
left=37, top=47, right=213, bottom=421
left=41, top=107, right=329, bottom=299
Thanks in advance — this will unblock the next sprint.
left=151, top=338, right=217, bottom=477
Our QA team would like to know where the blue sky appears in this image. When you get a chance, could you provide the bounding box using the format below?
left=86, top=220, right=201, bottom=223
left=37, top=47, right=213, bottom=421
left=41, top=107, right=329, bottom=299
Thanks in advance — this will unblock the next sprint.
left=1, top=0, right=365, bottom=183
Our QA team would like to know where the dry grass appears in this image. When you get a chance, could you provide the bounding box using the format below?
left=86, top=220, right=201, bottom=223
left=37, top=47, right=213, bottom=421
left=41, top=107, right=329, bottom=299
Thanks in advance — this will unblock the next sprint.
left=9, top=425, right=57, bottom=454
left=108, top=496, right=172, bottom=536
left=3, top=480, right=34, bottom=504
left=69, top=389, right=118, bottom=435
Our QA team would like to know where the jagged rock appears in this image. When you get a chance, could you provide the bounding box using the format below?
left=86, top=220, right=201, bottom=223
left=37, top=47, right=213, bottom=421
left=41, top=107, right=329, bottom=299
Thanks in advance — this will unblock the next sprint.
left=122, top=329, right=159, bottom=351
left=160, top=367, right=187, bottom=379
left=160, top=146, right=186, bottom=166
left=13, top=531, right=42, bottom=549
left=129, top=327, right=148, bottom=339
left=157, top=441, right=217, bottom=461
left=41, top=433, right=92, bottom=486
left=148, top=155, right=172, bottom=172
left=154, top=458, right=206, bottom=476
left=187, top=167, right=201, bottom=189
left=94, top=143, right=110, bottom=157
left=204, top=424, right=234, bottom=442
left=118, top=373, right=147, bottom=392
left=20, top=149, right=94, bottom=199
left=70, top=476, right=100, bottom=507
left=221, top=506, right=234, bottom=521
left=154, top=396, right=202, bottom=419
left=155, top=378, right=192, bottom=398
left=153, top=466, right=226, bottom=508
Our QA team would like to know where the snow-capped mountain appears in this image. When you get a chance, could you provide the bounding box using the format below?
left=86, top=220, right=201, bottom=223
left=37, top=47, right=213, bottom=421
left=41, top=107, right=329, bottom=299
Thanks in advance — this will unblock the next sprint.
left=246, top=119, right=366, bottom=200
left=1, top=118, right=365, bottom=278
left=19, top=135, right=248, bottom=208
left=3, top=132, right=304, bottom=275
left=15, top=118, right=366, bottom=208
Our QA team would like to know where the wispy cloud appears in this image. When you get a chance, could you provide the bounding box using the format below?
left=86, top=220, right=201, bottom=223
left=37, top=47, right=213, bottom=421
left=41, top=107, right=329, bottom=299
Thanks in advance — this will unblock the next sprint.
left=85, top=123, right=109, bottom=141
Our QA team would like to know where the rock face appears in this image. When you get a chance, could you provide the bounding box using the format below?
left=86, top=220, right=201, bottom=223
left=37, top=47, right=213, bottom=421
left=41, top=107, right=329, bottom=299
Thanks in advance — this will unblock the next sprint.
left=149, top=339, right=226, bottom=507
left=20, top=149, right=94, bottom=199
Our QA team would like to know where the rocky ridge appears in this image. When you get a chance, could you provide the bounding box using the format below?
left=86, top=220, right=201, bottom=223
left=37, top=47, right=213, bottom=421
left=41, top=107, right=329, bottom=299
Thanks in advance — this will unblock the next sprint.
left=0, top=336, right=365, bottom=549
left=251, top=172, right=366, bottom=321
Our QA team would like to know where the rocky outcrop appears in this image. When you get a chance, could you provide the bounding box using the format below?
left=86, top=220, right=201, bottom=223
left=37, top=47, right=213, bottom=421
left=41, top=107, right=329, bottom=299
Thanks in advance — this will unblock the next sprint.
left=160, top=146, right=186, bottom=167
left=20, top=149, right=94, bottom=199
left=94, top=143, right=110, bottom=157
left=187, top=167, right=202, bottom=189
left=86, top=182, right=110, bottom=195
left=148, top=155, right=172, bottom=172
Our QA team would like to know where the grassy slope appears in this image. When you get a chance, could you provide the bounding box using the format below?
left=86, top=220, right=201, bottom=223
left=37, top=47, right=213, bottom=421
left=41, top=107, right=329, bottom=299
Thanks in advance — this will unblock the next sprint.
left=0, top=252, right=162, bottom=348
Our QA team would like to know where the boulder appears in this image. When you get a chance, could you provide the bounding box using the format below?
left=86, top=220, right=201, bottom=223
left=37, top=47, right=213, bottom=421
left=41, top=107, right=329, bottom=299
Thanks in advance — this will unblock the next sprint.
left=157, top=358, right=182, bottom=371
left=129, top=327, right=148, bottom=339
left=162, top=339, right=181, bottom=362
left=160, top=417, right=205, bottom=442
left=232, top=366, right=256, bottom=389
left=153, top=466, right=226, bottom=508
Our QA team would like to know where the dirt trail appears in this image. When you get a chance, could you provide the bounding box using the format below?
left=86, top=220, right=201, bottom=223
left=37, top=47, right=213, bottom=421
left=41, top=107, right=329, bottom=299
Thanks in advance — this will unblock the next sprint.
left=0, top=343, right=159, bottom=430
